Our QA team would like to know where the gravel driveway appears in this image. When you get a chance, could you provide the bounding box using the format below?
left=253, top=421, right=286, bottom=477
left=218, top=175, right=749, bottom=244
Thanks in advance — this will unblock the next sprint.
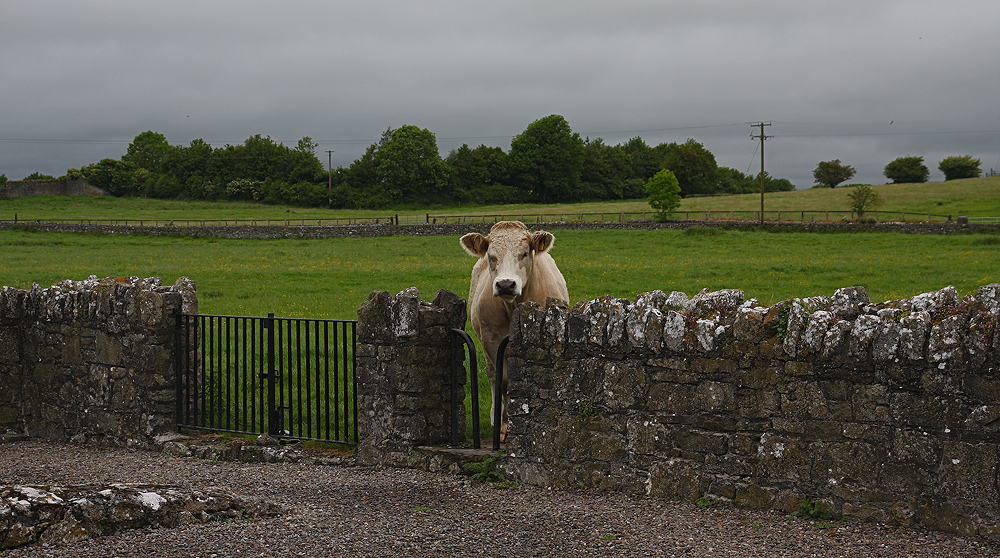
left=2, top=440, right=997, bottom=557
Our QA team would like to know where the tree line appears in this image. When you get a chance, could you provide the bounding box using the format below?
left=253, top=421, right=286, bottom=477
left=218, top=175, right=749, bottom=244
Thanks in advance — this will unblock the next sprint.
left=812, top=155, right=985, bottom=188
left=25, top=115, right=793, bottom=209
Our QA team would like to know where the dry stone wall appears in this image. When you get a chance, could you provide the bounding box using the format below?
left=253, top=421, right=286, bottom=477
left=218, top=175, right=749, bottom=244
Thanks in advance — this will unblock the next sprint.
left=355, top=287, right=468, bottom=468
left=502, top=284, right=1000, bottom=539
left=0, top=178, right=106, bottom=200
left=0, top=276, right=194, bottom=447
left=0, top=483, right=280, bottom=550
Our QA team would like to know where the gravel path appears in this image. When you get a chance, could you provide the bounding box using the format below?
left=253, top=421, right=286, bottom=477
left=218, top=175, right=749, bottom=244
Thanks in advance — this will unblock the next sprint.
left=2, top=440, right=997, bottom=557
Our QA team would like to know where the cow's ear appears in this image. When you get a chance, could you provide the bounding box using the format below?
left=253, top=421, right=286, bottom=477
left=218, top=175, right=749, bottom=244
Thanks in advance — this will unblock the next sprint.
left=529, top=231, right=555, bottom=253
left=460, top=233, right=489, bottom=257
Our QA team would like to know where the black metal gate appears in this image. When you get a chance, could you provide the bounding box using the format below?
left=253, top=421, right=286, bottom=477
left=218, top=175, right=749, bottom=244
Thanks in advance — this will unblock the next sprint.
left=175, top=312, right=358, bottom=445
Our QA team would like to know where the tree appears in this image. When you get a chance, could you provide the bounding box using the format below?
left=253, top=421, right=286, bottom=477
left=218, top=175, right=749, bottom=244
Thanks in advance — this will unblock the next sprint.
left=80, top=158, right=139, bottom=196
left=23, top=172, right=56, bottom=180
left=717, top=167, right=755, bottom=194
left=370, top=125, right=452, bottom=206
left=646, top=169, right=681, bottom=221
left=123, top=131, right=173, bottom=173
left=580, top=138, right=629, bottom=199
left=445, top=144, right=512, bottom=204
left=938, top=155, right=982, bottom=181
left=847, top=184, right=882, bottom=219
left=813, top=159, right=856, bottom=188
left=661, top=139, right=718, bottom=197
left=620, top=136, right=660, bottom=181
left=509, top=114, right=584, bottom=203
left=884, top=156, right=929, bottom=184
left=0, top=173, right=7, bottom=186
left=290, top=137, right=326, bottom=183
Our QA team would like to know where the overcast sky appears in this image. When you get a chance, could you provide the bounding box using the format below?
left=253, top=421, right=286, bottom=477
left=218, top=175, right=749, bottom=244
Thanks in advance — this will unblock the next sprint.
left=3, top=1, right=999, bottom=189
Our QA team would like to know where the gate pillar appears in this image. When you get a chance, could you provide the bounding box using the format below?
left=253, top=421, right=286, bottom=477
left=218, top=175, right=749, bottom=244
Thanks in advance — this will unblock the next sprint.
left=355, top=287, right=467, bottom=467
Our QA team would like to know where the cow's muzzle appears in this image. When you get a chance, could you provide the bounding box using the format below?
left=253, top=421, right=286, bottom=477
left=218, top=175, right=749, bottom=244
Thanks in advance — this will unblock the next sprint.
left=494, top=279, right=518, bottom=298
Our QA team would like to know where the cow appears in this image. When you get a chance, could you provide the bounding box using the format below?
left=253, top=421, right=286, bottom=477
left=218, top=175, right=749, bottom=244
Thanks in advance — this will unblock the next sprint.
left=460, top=221, right=569, bottom=442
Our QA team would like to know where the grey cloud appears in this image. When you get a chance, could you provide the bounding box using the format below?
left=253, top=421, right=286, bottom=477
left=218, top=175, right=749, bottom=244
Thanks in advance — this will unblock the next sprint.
left=1, top=0, right=998, bottom=187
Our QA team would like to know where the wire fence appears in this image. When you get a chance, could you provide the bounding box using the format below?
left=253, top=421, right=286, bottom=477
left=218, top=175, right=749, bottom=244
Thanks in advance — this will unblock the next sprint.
left=0, top=210, right=981, bottom=227
left=420, top=210, right=962, bottom=224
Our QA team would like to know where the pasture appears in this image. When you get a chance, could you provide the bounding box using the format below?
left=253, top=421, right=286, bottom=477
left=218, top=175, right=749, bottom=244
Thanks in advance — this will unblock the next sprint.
left=3, top=175, right=1000, bottom=223
left=2, top=227, right=999, bottom=318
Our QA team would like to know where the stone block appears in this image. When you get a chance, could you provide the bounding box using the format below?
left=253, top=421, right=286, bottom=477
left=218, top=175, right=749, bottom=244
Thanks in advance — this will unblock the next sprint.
left=830, top=286, right=870, bottom=320
left=975, top=283, right=1000, bottom=313
left=911, top=286, right=959, bottom=314
left=733, top=366, right=778, bottom=389
left=647, top=382, right=693, bottom=414
left=821, top=319, right=852, bottom=359
left=647, top=458, right=702, bottom=501
left=734, top=483, right=773, bottom=509
left=544, top=302, right=568, bottom=346
left=567, top=310, right=590, bottom=345
left=694, top=381, right=735, bottom=412
left=356, top=290, right=391, bottom=342
left=936, top=441, right=999, bottom=503
left=0, top=328, right=20, bottom=364
left=661, top=310, right=686, bottom=352
left=849, top=314, right=880, bottom=358
left=737, top=389, right=779, bottom=419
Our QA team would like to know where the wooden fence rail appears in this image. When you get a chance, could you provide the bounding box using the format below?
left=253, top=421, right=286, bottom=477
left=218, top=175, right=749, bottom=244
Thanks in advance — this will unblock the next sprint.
left=1, top=210, right=970, bottom=227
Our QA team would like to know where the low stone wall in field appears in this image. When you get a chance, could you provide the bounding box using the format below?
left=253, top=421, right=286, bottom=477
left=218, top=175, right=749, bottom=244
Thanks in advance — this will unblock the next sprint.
left=0, top=179, right=106, bottom=200
left=0, top=276, right=195, bottom=447
left=2, top=219, right=997, bottom=239
left=500, top=283, right=1000, bottom=538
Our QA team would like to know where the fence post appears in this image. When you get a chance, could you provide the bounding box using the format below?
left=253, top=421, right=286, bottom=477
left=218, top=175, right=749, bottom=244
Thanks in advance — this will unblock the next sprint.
left=264, top=313, right=279, bottom=436
left=174, top=309, right=183, bottom=429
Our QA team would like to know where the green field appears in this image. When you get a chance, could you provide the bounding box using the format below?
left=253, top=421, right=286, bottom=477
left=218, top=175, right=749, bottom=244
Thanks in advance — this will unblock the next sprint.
left=3, top=176, right=1000, bottom=222
left=3, top=227, right=998, bottom=318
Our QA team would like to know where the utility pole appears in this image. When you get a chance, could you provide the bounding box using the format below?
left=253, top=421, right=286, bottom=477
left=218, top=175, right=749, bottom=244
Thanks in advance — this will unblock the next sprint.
left=326, top=150, right=334, bottom=209
left=750, top=122, right=772, bottom=227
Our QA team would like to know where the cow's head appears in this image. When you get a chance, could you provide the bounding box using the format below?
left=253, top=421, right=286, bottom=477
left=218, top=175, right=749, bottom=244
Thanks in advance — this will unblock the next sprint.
left=460, top=221, right=555, bottom=302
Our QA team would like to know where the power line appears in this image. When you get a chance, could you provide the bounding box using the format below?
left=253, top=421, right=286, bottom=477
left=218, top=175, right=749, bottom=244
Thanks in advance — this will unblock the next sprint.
left=1, top=124, right=997, bottom=148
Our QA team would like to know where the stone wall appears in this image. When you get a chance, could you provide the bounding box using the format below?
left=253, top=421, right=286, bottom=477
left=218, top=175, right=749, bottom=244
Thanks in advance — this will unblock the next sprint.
left=355, top=287, right=468, bottom=468
left=0, top=484, right=280, bottom=550
left=500, top=284, right=1000, bottom=538
left=3, top=220, right=998, bottom=240
left=0, top=179, right=106, bottom=200
left=0, top=276, right=195, bottom=447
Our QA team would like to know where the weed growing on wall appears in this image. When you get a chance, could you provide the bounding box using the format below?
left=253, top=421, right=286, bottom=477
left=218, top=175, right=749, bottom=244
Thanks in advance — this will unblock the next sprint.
left=791, top=498, right=832, bottom=521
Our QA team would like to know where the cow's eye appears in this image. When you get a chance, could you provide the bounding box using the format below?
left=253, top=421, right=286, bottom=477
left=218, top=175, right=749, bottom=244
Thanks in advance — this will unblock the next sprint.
left=519, top=251, right=529, bottom=260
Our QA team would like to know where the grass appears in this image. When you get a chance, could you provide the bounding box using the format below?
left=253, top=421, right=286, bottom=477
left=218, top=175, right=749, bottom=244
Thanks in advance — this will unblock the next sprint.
left=3, top=227, right=999, bottom=317
left=3, top=176, right=999, bottom=222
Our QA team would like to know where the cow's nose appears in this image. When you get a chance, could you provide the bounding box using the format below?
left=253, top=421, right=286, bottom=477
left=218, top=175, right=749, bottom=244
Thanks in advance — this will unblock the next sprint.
left=495, top=279, right=517, bottom=295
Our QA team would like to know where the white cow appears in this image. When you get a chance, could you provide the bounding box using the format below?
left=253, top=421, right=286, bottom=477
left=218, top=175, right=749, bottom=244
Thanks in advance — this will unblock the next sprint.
left=460, top=221, right=569, bottom=442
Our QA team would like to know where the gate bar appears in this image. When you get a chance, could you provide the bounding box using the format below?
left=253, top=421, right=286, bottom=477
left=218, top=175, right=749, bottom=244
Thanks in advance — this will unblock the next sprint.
left=264, top=313, right=278, bottom=436
left=450, top=328, right=481, bottom=448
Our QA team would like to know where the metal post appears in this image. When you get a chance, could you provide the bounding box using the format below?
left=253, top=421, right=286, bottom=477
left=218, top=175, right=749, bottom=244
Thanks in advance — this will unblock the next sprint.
left=264, top=313, right=278, bottom=436
left=448, top=329, right=481, bottom=449
left=174, top=309, right=183, bottom=428
left=450, top=332, right=460, bottom=446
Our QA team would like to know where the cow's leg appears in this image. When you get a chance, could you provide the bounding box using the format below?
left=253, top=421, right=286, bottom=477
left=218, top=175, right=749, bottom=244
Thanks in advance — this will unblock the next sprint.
left=484, top=358, right=497, bottom=427
left=500, top=362, right=510, bottom=442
